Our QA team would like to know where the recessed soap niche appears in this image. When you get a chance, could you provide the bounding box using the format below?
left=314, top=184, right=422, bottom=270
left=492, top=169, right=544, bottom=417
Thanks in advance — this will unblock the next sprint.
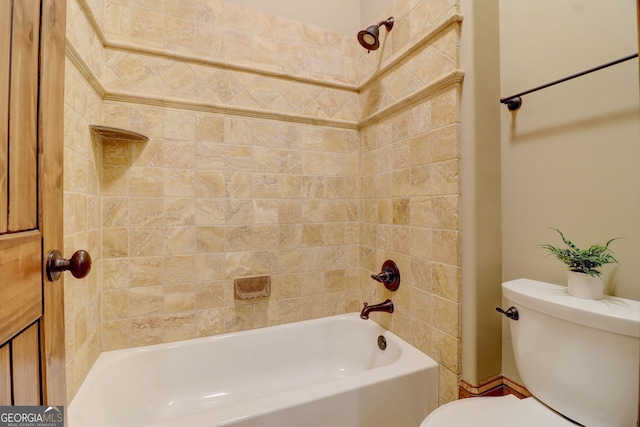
left=234, top=276, right=271, bottom=300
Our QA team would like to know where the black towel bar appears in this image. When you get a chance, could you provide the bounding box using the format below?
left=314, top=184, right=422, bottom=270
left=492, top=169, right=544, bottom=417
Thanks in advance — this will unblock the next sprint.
left=500, top=53, right=638, bottom=111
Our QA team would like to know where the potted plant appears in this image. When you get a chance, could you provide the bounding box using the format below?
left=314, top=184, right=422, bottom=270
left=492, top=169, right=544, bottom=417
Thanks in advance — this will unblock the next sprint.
left=539, top=228, right=620, bottom=299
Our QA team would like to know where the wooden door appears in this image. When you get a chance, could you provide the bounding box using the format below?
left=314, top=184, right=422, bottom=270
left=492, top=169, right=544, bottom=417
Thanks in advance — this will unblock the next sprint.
left=0, top=0, right=67, bottom=406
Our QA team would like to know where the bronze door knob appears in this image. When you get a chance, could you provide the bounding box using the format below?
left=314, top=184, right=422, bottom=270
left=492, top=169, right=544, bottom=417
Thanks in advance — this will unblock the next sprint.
left=46, top=249, right=92, bottom=281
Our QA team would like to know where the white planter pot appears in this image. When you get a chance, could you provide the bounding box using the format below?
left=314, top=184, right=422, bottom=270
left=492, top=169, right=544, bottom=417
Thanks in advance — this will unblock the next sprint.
left=567, top=271, right=604, bottom=300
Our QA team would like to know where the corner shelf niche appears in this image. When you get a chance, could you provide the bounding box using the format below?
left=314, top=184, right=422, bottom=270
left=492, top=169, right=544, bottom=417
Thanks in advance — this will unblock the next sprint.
left=89, top=125, right=149, bottom=142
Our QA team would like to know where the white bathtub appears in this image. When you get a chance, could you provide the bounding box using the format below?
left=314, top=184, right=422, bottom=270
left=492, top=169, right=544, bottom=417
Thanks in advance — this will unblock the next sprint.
left=69, top=313, right=438, bottom=427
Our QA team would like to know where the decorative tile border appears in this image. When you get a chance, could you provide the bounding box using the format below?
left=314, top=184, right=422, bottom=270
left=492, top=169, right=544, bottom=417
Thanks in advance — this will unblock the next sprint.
left=75, top=0, right=357, bottom=90
left=360, top=70, right=464, bottom=128
left=68, top=0, right=464, bottom=129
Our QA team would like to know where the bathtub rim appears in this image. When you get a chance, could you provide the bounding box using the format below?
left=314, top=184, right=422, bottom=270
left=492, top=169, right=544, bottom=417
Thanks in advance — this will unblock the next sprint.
left=69, top=312, right=439, bottom=427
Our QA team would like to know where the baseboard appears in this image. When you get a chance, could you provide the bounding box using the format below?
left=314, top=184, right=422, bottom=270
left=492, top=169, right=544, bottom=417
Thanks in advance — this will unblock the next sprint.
left=459, top=375, right=532, bottom=399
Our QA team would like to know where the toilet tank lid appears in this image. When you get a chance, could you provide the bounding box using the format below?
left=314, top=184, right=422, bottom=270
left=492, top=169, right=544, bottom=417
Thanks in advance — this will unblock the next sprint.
left=502, top=279, right=640, bottom=338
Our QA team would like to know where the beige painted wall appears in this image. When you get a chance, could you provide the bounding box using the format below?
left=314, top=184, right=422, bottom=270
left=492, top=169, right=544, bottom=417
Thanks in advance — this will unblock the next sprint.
left=500, top=0, right=640, bottom=381
left=225, top=0, right=358, bottom=33
left=459, top=0, right=503, bottom=386
left=224, top=0, right=391, bottom=34
left=359, top=0, right=394, bottom=29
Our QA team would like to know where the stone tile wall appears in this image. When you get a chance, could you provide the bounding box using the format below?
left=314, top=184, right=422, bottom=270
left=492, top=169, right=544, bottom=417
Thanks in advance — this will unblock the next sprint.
left=358, top=88, right=461, bottom=404
left=97, top=106, right=361, bottom=349
left=63, top=58, right=103, bottom=397
left=102, top=0, right=359, bottom=85
left=356, top=10, right=462, bottom=403
left=64, top=0, right=462, bottom=406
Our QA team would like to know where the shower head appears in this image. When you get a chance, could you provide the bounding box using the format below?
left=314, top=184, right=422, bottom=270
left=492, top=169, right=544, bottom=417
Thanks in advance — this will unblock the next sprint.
left=357, top=17, right=394, bottom=52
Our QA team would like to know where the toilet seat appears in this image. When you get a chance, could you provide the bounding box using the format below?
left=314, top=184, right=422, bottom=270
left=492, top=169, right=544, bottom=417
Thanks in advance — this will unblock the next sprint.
left=420, top=395, right=578, bottom=426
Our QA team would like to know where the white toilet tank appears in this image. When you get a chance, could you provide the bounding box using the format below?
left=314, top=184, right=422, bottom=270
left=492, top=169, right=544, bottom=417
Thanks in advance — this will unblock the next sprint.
left=503, top=279, right=640, bottom=427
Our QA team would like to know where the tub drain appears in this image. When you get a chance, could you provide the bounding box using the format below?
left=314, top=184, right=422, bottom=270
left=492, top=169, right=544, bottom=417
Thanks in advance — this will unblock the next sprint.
left=377, top=335, right=387, bottom=350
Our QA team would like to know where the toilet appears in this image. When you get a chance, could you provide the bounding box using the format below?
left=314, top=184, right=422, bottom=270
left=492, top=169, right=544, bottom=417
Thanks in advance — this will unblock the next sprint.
left=421, top=278, right=640, bottom=427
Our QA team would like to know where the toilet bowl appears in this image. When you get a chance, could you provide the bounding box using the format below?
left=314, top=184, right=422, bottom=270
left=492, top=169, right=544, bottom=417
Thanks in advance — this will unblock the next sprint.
left=420, top=395, right=577, bottom=426
left=420, top=279, right=640, bottom=427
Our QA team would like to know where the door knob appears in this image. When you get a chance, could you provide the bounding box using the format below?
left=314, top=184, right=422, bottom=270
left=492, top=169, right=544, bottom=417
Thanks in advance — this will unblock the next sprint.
left=46, top=250, right=92, bottom=281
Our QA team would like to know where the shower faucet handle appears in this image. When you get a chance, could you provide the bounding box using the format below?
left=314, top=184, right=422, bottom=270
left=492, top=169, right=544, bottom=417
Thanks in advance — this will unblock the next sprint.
left=370, top=260, right=400, bottom=291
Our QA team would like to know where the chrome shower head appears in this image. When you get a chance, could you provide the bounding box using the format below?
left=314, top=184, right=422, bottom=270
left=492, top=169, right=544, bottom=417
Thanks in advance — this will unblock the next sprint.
left=357, top=17, right=394, bottom=52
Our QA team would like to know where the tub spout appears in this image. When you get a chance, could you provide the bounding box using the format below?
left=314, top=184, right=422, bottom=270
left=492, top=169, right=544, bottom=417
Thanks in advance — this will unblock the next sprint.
left=360, top=299, right=394, bottom=319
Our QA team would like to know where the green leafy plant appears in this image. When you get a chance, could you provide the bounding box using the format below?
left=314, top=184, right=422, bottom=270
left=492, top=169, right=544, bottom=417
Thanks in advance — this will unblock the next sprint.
left=539, top=228, right=620, bottom=278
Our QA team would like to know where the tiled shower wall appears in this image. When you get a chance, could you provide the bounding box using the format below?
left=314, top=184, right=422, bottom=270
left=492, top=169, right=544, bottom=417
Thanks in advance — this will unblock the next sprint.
left=64, top=0, right=462, bottom=406
left=63, top=56, right=103, bottom=394
left=357, top=17, right=462, bottom=404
